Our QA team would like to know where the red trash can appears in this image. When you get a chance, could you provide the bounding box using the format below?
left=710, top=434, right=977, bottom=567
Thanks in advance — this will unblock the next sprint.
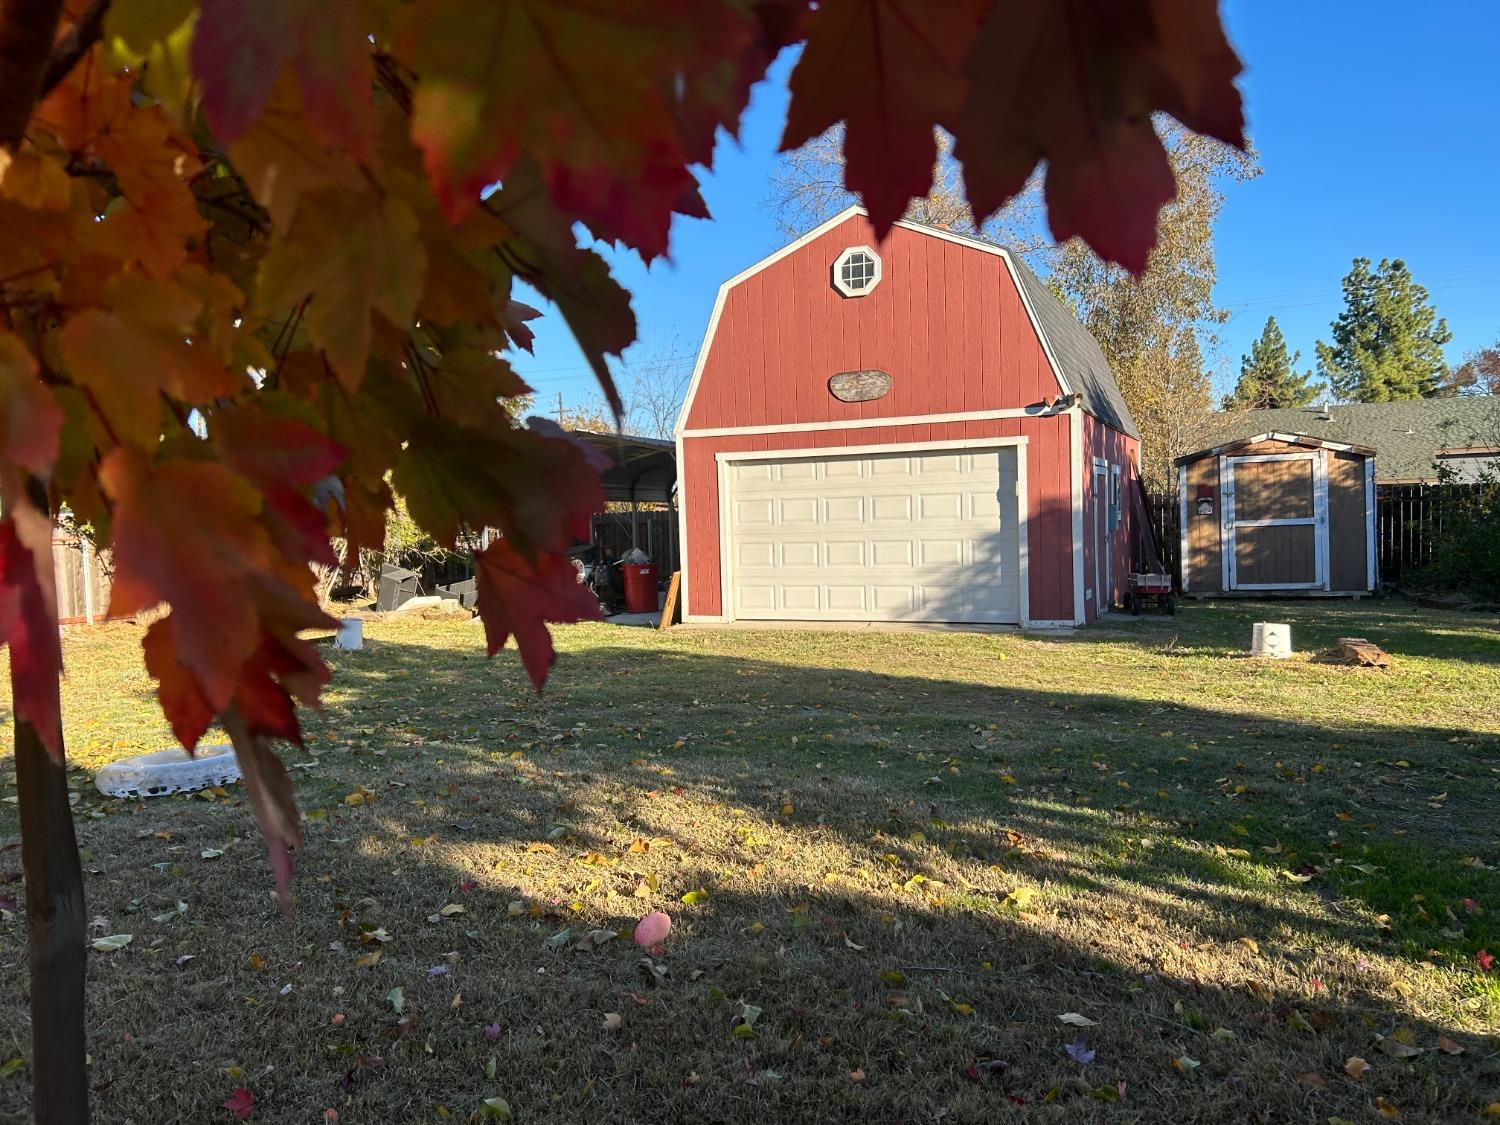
left=619, top=563, right=659, bottom=614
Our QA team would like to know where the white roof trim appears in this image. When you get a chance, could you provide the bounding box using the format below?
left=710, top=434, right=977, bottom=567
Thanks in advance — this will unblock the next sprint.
left=673, top=205, right=1072, bottom=438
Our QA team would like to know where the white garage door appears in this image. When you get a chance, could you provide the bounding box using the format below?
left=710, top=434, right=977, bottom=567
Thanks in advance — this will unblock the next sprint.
left=727, top=446, right=1021, bottom=623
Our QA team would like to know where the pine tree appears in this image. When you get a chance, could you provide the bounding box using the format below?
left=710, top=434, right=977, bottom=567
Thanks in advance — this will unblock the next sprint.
left=1315, top=258, right=1453, bottom=401
left=1224, top=316, right=1321, bottom=409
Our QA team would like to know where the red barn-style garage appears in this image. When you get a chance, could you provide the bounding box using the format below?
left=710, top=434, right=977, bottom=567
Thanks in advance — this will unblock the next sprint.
left=673, top=207, right=1141, bottom=628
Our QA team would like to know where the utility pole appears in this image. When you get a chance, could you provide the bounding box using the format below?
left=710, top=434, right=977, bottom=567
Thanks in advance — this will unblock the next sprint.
left=556, top=391, right=564, bottom=425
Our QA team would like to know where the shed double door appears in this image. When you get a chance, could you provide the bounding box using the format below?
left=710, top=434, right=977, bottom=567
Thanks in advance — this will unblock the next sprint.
left=726, top=446, right=1021, bottom=622
left=1222, top=452, right=1328, bottom=591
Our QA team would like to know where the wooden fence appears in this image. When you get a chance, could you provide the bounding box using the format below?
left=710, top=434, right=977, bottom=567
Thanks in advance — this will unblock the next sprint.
left=52, top=536, right=113, bottom=624
left=1140, top=483, right=1479, bottom=589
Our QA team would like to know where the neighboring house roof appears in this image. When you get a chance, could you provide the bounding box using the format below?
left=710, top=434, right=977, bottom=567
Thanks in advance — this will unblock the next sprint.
left=897, top=218, right=1140, bottom=439
left=1202, top=396, right=1500, bottom=482
left=1176, top=431, right=1376, bottom=464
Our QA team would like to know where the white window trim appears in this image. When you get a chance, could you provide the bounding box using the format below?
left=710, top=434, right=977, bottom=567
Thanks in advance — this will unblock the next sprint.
left=709, top=436, right=1032, bottom=628
left=831, top=245, right=882, bottom=297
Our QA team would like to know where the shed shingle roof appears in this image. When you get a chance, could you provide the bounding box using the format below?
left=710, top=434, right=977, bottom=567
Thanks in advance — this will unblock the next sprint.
left=1202, top=397, right=1500, bottom=482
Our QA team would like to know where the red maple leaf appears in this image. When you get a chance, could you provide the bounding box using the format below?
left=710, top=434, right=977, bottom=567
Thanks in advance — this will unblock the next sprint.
left=953, top=0, right=1245, bottom=272
left=782, top=0, right=989, bottom=234
left=193, top=0, right=373, bottom=160
left=474, top=540, right=602, bottom=691
left=223, top=1086, right=254, bottom=1119
left=0, top=519, right=63, bottom=756
left=1479, top=949, right=1495, bottom=973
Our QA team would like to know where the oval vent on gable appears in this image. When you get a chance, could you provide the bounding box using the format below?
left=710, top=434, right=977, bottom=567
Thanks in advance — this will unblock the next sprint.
left=828, top=370, right=892, bottom=403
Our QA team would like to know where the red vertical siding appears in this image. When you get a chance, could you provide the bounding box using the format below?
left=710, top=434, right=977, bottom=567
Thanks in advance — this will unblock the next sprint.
left=682, top=415, right=1078, bottom=622
left=683, top=215, right=1063, bottom=431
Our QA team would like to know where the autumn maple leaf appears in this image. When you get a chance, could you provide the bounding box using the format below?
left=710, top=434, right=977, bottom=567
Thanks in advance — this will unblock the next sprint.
left=474, top=540, right=602, bottom=691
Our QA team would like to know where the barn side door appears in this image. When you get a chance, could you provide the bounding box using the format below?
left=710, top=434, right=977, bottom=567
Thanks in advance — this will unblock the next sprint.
left=1221, top=452, right=1328, bottom=591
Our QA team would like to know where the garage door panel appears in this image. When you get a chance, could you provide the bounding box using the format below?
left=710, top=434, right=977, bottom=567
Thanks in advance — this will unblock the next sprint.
left=869, top=540, right=914, bottom=566
left=781, top=541, right=819, bottom=568
left=871, top=495, right=912, bottom=522
left=824, top=586, right=865, bottom=610
left=825, top=496, right=865, bottom=522
left=729, top=447, right=1022, bottom=623
left=919, top=492, right=963, bottom=520
left=919, top=538, right=965, bottom=567
left=736, top=542, right=775, bottom=568
left=735, top=498, right=775, bottom=525
left=779, top=496, right=820, bottom=523
left=826, top=541, right=865, bottom=567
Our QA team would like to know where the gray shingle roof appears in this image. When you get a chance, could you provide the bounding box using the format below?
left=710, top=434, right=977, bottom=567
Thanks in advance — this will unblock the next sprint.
left=1201, top=397, right=1500, bottom=481
left=1008, top=257, right=1140, bottom=439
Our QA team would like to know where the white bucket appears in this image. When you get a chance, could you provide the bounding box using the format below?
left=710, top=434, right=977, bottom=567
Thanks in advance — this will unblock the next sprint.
left=1251, top=622, right=1293, bottom=659
left=336, top=617, right=364, bottom=650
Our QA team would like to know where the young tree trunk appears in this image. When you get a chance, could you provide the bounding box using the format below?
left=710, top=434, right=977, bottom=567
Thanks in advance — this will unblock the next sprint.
left=15, top=693, right=87, bottom=1123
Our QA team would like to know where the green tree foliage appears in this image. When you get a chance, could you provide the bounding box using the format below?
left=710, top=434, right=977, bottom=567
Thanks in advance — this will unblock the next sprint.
left=1315, top=258, right=1453, bottom=401
left=1223, top=316, right=1321, bottom=409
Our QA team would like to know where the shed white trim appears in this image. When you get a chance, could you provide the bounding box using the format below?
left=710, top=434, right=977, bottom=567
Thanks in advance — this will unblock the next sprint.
left=1365, top=457, right=1377, bottom=590
left=1177, top=464, right=1189, bottom=594
left=1221, top=451, right=1329, bottom=592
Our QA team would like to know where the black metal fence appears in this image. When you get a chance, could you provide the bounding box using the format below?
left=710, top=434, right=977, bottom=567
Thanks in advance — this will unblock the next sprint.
left=1140, top=483, right=1481, bottom=589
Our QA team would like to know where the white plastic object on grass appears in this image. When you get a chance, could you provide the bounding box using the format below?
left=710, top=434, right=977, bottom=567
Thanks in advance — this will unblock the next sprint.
left=94, top=744, right=241, bottom=798
left=1251, top=622, right=1293, bottom=659
left=336, top=617, right=364, bottom=650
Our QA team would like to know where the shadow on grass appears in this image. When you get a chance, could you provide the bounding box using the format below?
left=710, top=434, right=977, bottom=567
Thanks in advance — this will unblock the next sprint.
left=2, top=620, right=1497, bottom=1123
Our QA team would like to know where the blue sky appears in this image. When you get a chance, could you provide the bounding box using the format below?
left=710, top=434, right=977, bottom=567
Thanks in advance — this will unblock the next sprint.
left=514, top=2, right=1500, bottom=413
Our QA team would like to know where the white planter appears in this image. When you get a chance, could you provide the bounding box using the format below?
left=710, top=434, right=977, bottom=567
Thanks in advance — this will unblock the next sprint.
left=1251, top=622, right=1293, bottom=659
left=336, top=617, right=364, bottom=650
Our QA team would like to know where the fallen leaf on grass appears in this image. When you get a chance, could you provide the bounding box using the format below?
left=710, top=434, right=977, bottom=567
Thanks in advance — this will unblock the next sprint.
left=223, top=1087, right=254, bottom=1119
left=1235, top=937, right=1259, bottom=954
left=1345, top=1056, right=1369, bottom=1080
left=1057, top=1012, right=1096, bottom=1027
left=483, top=1023, right=501, bottom=1042
left=387, top=987, right=404, bottom=1015
left=1376, top=1096, right=1402, bottom=1119
left=603, top=1012, right=623, bottom=1031
left=1478, top=949, right=1494, bottom=972
left=1172, top=1055, right=1200, bottom=1073
left=680, top=889, right=710, bottom=906
left=1376, top=1035, right=1423, bottom=1059
left=849, top=1068, right=865, bottom=1082
left=247, top=953, right=266, bottom=972
left=1065, top=1039, right=1095, bottom=1065
left=475, top=1097, right=512, bottom=1120
left=1435, top=1036, right=1464, bottom=1055
left=91, top=934, right=133, bottom=953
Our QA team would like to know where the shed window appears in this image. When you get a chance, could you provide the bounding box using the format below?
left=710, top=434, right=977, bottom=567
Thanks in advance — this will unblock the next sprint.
left=832, top=246, right=882, bottom=297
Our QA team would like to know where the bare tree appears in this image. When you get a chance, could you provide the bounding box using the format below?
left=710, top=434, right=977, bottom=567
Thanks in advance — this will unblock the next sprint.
left=768, top=126, right=1051, bottom=257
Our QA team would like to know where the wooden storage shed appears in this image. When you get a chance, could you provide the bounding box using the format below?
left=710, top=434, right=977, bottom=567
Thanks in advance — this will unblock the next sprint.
left=674, top=206, right=1141, bottom=627
left=1177, top=432, right=1376, bottom=597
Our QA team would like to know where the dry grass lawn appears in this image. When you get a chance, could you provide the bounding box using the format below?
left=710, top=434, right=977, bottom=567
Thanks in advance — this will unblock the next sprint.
left=1, top=600, right=1498, bottom=1123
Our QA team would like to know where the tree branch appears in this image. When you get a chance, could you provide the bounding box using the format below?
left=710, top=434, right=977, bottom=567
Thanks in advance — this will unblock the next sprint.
left=38, top=0, right=106, bottom=99
left=0, top=0, right=67, bottom=147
